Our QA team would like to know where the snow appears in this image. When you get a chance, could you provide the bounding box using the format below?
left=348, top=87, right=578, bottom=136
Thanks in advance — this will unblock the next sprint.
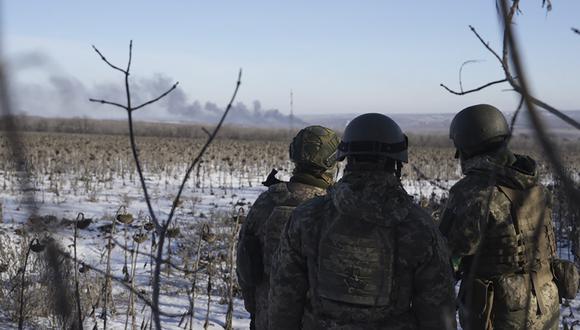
left=0, top=165, right=577, bottom=329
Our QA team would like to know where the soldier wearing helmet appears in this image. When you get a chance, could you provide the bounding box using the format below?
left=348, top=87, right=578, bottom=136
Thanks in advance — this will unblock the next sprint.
left=268, top=113, right=456, bottom=330
left=236, top=125, right=339, bottom=330
left=439, top=104, right=562, bottom=329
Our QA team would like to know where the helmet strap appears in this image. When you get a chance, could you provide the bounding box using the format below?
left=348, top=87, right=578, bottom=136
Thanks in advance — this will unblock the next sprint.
left=395, top=161, right=403, bottom=179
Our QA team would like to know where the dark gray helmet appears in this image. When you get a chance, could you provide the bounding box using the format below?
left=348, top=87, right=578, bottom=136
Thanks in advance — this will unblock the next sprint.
left=449, top=104, right=509, bottom=152
left=337, top=113, right=408, bottom=162
left=289, top=125, right=339, bottom=170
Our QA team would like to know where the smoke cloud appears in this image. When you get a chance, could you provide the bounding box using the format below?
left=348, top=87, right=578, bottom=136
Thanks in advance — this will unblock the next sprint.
left=8, top=52, right=304, bottom=127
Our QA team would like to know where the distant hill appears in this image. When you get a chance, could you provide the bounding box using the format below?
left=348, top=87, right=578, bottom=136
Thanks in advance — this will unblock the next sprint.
left=301, top=110, right=580, bottom=134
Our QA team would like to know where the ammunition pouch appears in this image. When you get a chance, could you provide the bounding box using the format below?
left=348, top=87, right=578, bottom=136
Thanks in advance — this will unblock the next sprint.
left=495, top=273, right=532, bottom=312
left=551, top=259, right=579, bottom=300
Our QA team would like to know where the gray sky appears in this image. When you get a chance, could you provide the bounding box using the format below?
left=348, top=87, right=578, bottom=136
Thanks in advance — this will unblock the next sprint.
left=3, top=1, right=580, bottom=119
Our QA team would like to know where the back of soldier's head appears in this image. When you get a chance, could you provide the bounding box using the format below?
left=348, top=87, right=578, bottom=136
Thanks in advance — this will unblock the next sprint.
left=337, top=113, right=408, bottom=175
left=289, top=125, right=340, bottom=173
left=449, top=104, right=510, bottom=159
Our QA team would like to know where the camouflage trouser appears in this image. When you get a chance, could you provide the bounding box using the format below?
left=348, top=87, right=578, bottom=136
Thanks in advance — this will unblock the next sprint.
left=459, top=276, right=559, bottom=330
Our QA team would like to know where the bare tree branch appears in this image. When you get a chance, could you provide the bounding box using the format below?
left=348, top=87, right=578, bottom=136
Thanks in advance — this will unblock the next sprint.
left=469, top=25, right=504, bottom=66
left=501, top=0, right=520, bottom=74
left=201, top=127, right=212, bottom=138
left=88, top=98, right=127, bottom=110
left=499, top=0, right=580, bottom=208
left=91, top=45, right=127, bottom=74
left=90, top=41, right=164, bottom=230
left=132, top=82, right=179, bottom=111
left=440, top=78, right=508, bottom=95
left=151, top=69, right=242, bottom=329
left=513, top=86, right=580, bottom=130
left=459, top=60, right=484, bottom=92
left=410, top=164, right=449, bottom=191
left=508, top=95, right=525, bottom=134
left=164, top=69, right=243, bottom=231
left=58, top=251, right=188, bottom=318
left=443, top=17, right=580, bottom=131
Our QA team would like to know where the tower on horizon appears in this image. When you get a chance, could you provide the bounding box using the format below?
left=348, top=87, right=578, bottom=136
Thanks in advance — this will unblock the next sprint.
left=290, top=89, right=294, bottom=132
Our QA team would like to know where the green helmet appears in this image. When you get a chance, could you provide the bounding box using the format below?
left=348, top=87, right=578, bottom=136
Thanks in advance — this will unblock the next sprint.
left=337, top=113, right=408, bottom=162
left=450, top=104, right=509, bottom=153
left=289, top=125, right=339, bottom=170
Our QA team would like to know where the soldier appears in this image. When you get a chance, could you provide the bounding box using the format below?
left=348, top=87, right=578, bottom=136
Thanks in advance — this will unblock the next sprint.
left=236, top=125, right=340, bottom=330
left=269, top=113, right=457, bottom=330
left=439, top=104, right=560, bottom=329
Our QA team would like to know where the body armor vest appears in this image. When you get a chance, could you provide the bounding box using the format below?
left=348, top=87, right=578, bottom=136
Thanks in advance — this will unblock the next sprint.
left=316, top=208, right=397, bottom=307
left=475, top=185, right=556, bottom=277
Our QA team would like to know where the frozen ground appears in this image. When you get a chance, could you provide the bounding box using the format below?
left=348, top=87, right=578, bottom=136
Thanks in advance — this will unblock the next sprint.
left=0, top=168, right=577, bottom=329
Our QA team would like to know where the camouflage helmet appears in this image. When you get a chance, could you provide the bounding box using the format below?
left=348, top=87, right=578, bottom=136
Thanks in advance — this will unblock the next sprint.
left=450, top=104, right=510, bottom=153
left=289, top=125, right=339, bottom=170
left=337, top=113, right=408, bottom=162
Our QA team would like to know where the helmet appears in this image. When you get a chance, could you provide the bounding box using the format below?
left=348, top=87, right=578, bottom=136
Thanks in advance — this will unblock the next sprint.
left=336, top=113, right=408, bottom=162
left=449, top=104, right=509, bottom=152
left=289, top=125, right=339, bottom=170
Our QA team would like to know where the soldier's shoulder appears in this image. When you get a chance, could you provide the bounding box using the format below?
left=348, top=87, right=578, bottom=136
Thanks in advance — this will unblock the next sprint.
left=293, top=195, right=329, bottom=219
left=399, top=203, right=439, bottom=241
left=251, top=188, right=277, bottom=208
left=397, top=203, right=446, bottom=263
left=447, top=175, right=494, bottom=208
left=266, top=182, right=290, bottom=195
left=284, top=196, right=329, bottom=237
left=449, top=174, right=489, bottom=195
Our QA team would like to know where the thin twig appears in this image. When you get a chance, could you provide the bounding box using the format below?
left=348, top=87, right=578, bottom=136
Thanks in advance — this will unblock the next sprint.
left=151, top=69, right=242, bottom=329
left=469, top=25, right=504, bottom=66
left=91, top=45, right=127, bottom=74
left=132, top=83, right=180, bottom=111
left=410, top=164, right=449, bottom=191
left=508, top=95, right=525, bottom=135
left=459, top=60, right=483, bottom=93
left=440, top=78, right=508, bottom=95
left=500, top=0, right=580, bottom=214
left=516, top=88, right=580, bottom=130
left=88, top=98, right=128, bottom=110
left=58, top=251, right=187, bottom=318
left=443, top=23, right=580, bottom=131
left=201, top=127, right=212, bottom=138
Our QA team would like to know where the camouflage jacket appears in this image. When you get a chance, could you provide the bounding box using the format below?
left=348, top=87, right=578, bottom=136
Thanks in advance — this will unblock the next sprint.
left=236, top=178, right=326, bottom=328
left=439, top=153, right=556, bottom=268
left=439, top=153, right=559, bottom=330
left=269, top=171, right=456, bottom=330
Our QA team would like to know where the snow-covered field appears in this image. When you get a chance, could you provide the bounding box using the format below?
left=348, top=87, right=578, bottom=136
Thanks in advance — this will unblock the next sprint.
left=0, top=143, right=577, bottom=329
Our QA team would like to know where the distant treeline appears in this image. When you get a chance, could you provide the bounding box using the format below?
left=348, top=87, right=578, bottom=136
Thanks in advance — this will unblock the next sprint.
left=0, top=115, right=295, bottom=141
left=1, top=115, right=578, bottom=151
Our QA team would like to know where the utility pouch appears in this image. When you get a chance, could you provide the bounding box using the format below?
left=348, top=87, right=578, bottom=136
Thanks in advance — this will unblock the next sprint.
left=551, top=259, right=579, bottom=299
left=495, top=274, right=532, bottom=311
left=237, top=233, right=263, bottom=286
left=459, top=278, right=494, bottom=330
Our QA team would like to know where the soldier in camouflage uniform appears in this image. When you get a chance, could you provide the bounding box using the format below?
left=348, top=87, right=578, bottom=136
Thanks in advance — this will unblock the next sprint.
left=439, top=104, right=560, bottom=330
left=236, top=125, right=340, bottom=330
left=269, top=113, right=456, bottom=330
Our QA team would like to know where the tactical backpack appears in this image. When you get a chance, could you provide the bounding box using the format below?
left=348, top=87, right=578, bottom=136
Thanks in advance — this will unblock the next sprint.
left=551, top=259, right=579, bottom=300
left=316, top=205, right=397, bottom=307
